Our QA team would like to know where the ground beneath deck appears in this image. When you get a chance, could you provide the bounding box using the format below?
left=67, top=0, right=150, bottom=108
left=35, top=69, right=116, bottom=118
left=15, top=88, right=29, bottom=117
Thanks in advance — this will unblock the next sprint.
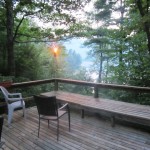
left=1, top=107, right=150, bottom=150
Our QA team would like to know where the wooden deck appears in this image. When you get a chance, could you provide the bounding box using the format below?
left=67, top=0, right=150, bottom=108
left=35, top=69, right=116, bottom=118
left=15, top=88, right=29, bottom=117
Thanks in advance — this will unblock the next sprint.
left=1, top=107, right=150, bottom=150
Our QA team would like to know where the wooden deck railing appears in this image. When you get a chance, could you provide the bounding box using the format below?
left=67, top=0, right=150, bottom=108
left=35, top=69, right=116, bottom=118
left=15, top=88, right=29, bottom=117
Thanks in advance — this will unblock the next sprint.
left=10, top=78, right=150, bottom=98
left=1, top=78, right=150, bottom=126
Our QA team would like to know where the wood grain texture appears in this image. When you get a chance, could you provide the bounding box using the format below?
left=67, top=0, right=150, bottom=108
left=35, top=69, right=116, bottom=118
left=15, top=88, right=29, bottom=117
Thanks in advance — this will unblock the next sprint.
left=1, top=107, right=150, bottom=150
left=41, top=91, right=150, bottom=126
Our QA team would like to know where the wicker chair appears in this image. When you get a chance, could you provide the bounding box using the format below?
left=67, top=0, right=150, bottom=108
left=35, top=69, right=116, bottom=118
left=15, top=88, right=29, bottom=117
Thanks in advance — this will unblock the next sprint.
left=34, top=95, right=70, bottom=141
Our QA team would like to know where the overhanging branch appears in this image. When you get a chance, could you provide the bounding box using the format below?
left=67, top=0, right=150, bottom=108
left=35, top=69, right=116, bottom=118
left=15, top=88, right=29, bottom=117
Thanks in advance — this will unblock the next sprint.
left=13, top=15, right=25, bottom=41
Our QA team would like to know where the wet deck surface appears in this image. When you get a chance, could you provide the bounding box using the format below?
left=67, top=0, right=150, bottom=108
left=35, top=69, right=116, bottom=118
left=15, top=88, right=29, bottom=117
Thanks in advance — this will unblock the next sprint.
left=1, top=107, right=150, bottom=150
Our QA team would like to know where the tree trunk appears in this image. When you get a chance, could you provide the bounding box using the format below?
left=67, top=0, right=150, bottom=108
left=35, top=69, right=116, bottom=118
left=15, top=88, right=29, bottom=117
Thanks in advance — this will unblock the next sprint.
left=98, top=52, right=103, bottom=83
left=5, top=0, right=15, bottom=76
left=136, top=0, right=150, bottom=54
left=118, top=0, right=124, bottom=83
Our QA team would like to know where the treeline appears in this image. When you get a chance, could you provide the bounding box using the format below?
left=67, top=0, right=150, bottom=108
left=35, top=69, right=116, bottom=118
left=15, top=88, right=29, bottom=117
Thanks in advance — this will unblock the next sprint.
left=82, top=0, right=150, bottom=104
left=0, top=0, right=150, bottom=104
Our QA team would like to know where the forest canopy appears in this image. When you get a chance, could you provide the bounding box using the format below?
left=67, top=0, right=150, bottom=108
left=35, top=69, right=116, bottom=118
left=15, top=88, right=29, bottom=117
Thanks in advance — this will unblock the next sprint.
left=0, top=0, right=150, bottom=105
left=0, top=0, right=150, bottom=89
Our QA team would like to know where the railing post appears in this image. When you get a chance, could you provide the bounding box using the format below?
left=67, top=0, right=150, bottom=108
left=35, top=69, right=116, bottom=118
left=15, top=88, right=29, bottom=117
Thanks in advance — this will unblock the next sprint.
left=94, top=85, right=98, bottom=98
left=54, top=79, right=58, bottom=91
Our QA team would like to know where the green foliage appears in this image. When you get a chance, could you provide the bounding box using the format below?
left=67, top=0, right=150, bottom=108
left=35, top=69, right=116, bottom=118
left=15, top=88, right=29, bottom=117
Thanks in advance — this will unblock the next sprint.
left=65, top=49, right=82, bottom=71
left=0, top=5, right=7, bottom=74
left=0, top=75, right=13, bottom=82
left=1, top=0, right=92, bottom=75
left=83, top=0, right=150, bottom=104
left=59, top=67, right=94, bottom=96
left=15, top=43, right=45, bottom=79
left=0, top=0, right=149, bottom=106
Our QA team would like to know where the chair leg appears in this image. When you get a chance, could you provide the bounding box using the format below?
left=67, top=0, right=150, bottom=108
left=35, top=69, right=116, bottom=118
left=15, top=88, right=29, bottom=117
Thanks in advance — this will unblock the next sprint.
left=8, top=106, right=14, bottom=125
left=57, top=119, right=59, bottom=141
left=67, top=106, right=71, bottom=131
left=48, top=120, right=49, bottom=128
left=38, top=117, right=40, bottom=138
left=22, top=104, right=26, bottom=118
left=68, top=112, right=70, bottom=131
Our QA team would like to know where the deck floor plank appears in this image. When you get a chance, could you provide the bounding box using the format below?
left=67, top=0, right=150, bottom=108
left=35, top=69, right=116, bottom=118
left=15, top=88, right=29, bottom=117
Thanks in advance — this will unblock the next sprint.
left=1, top=107, right=150, bottom=150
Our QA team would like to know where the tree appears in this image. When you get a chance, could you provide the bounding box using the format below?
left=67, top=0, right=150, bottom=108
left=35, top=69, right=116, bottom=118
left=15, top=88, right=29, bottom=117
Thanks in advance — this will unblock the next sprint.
left=1, top=0, right=90, bottom=76
left=66, top=49, right=82, bottom=71
left=83, top=27, right=118, bottom=83
left=5, top=0, right=14, bottom=75
left=84, top=0, right=128, bottom=83
left=84, top=0, right=150, bottom=87
left=133, top=0, right=150, bottom=53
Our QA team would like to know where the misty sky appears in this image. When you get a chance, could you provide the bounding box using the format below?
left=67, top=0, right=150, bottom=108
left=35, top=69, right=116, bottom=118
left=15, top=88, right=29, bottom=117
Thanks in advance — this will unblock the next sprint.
left=63, top=38, right=93, bottom=69
left=63, top=38, right=89, bottom=60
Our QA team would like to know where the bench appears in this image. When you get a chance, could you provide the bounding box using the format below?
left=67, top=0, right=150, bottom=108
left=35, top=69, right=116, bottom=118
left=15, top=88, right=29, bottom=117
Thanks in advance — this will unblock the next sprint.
left=41, top=91, right=150, bottom=127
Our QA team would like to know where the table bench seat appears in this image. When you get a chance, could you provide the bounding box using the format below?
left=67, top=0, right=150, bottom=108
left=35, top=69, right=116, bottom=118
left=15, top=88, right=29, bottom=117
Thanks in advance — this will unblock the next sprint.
left=41, top=91, right=150, bottom=127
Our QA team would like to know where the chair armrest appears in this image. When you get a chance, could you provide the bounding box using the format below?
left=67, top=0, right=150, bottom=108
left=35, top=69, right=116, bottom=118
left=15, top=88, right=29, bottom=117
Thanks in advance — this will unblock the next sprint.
left=7, top=93, right=23, bottom=103
left=8, top=98, right=23, bottom=102
left=8, top=98, right=23, bottom=104
left=58, top=103, right=68, bottom=110
left=8, top=93, right=22, bottom=97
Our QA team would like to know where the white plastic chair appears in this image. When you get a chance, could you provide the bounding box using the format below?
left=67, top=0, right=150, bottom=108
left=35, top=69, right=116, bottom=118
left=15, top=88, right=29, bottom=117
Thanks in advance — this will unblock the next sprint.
left=0, top=86, right=25, bottom=125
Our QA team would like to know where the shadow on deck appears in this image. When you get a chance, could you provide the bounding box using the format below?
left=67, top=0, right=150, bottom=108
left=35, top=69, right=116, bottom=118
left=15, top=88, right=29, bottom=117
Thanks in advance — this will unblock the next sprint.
left=1, top=107, right=150, bottom=150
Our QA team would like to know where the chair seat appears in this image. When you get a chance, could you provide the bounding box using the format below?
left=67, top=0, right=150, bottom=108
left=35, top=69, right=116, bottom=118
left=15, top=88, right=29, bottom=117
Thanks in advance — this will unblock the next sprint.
left=40, top=110, right=67, bottom=120
left=9, top=101, right=25, bottom=109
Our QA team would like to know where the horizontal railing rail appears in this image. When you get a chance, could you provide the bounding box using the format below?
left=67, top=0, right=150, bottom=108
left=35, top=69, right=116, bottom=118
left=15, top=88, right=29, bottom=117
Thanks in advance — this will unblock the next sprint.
left=55, top=78, right=150, bottom=92
left=54, top=78, right=150, bottom=98
left=1, top=78, right=150, bottom=112
left=11, top=79, right=55, bottom=88
left=9, top=78, right=150, bottom=98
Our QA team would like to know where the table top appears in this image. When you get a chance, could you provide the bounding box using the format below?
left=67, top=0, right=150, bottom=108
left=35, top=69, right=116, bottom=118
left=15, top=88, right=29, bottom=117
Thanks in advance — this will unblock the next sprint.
left=41, top=91, right=150, bottom=120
